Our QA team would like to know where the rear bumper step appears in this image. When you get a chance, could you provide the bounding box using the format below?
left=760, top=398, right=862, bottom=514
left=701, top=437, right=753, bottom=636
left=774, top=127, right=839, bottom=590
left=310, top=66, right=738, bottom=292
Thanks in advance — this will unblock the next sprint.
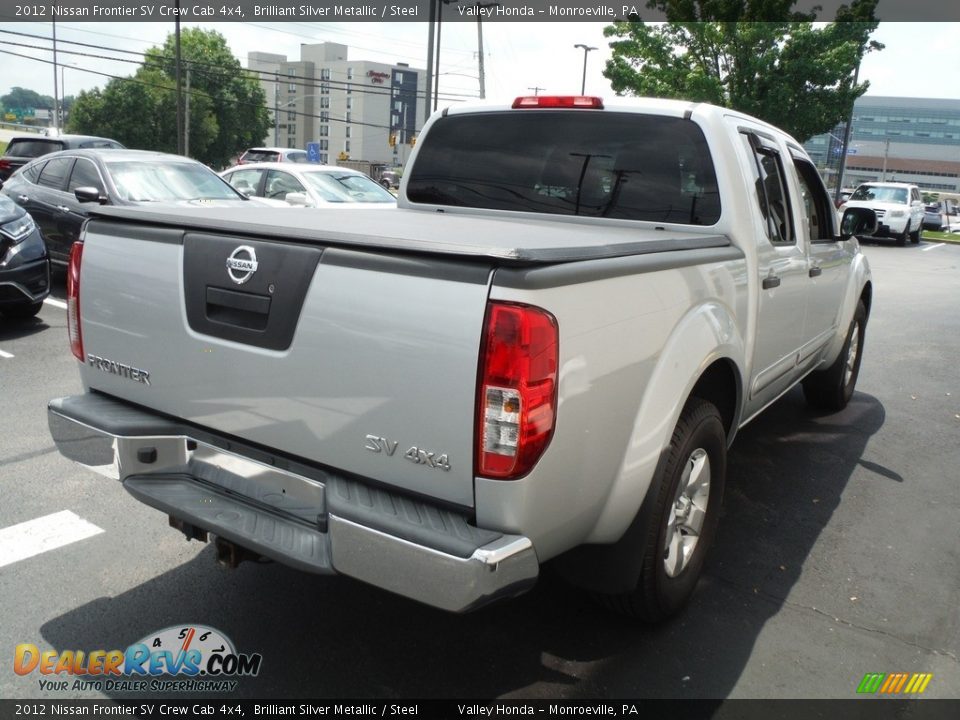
left=48, top=393, right=538, bottom=612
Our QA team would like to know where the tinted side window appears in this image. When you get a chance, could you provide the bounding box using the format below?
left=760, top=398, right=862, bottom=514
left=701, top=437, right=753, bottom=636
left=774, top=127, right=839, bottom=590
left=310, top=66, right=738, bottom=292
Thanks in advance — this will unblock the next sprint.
left=36, top=157, right=74, bottom=190
left=67, top=158, right=105, bottom=194
left=407, top=111, right=721, bottom=224
left=78, top=140, right=123, bottom=149
left=739, top=133, right=794, bottom=244
left=793, top=158, right=834, bottom=240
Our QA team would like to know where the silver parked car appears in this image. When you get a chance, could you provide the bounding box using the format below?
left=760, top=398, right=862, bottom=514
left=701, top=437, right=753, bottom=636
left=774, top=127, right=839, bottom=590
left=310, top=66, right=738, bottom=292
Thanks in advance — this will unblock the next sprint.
left=220, top=162, right=397, bottom=207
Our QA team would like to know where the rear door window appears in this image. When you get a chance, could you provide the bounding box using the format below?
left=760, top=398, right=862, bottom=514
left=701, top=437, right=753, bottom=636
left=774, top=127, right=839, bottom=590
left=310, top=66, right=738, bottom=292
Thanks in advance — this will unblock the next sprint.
left=36, top=157, right=74, bottom=190
left=243, top=150, right=280, bottom=163
left=5, top=139, right=64, bottom=158
left=224, top=168, right=265, bottom=196
left=407, top=111, right=721, bottom=225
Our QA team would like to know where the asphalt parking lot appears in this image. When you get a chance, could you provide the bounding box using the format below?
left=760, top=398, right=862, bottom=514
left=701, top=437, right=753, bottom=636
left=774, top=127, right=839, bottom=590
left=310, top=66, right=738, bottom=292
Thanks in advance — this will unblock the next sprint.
left=1, top=239, right=958, bottom=701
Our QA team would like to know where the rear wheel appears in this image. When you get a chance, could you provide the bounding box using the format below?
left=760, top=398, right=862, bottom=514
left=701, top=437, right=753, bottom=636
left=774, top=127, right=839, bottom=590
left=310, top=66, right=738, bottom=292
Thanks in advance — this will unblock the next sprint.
left=802, top=300, right=866, bottom=411
left=911, top=224, right=922, bottom=243
left=597, top=398, right=726, bottom=622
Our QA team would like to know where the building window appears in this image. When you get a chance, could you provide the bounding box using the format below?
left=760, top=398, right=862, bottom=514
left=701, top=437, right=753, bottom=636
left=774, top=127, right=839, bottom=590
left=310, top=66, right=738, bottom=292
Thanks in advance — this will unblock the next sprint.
left=345, top=127, right=351, bottom=138
left=346, top=98, right=353, bottom=110
left=346, top=112, right=351, bottom=123
left=319, top=140, right=328, bottom=151
left=345, top=141, right=351, bottom=153
left=320, top=153, right=328, bottom=164
left=320, top=97, right=330, bottom=109
left=346, top=83, right=352, bottom=95
left=288, top=83, right=297, bottom=92
left=321, top=68, right=331, bottom=81
left=320, top=111, right=329, bottom=121
left=288, top=138, right=296, bottom=148
left=347, top=67, right=353, bottom=80
left=321, top=83, right=329, bottom=95
left=320, top=125, right=329, bottom=137
left=288, top=110, right=296, bottom=120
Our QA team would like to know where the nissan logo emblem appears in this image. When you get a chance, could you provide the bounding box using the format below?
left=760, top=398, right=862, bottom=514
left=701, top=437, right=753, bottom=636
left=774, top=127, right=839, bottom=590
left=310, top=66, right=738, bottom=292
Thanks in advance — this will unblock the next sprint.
left=226, top=246, right=259, bottom=285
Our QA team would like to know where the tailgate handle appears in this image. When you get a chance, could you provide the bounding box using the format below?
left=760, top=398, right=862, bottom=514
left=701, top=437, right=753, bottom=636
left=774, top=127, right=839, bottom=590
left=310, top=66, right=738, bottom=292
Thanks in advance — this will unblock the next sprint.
left=206, top=286, right=271, bottom=330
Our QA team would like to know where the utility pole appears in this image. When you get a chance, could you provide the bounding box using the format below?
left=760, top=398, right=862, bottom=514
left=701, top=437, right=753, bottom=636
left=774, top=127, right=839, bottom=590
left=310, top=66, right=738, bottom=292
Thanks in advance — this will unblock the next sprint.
left=574, top=44, right=597, bottom=95
left=475, top=3, right=497, bottom=100
left=527, top=86, right=545, bottom=96
left=273, top=74, right=280, bottom=146
left=424, top=1, right=435, bottom=124
left=175, top=2, right=183, bottom=155
left=184, top=65, right=190, bottom=156
left=881, top=138, right=890, bottom=181
left=834, top=60, right=860, bottom=202
left=52, top=12, right=60, bottom=132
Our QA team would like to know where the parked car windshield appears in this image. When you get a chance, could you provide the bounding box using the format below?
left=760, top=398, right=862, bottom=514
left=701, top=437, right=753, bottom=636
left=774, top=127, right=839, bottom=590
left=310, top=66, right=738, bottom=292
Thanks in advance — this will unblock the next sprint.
left=851, top=185, right=908, bottom=204
left=302, top=171, right=396, bottom=203
left=105, top=161, right=241, bottom=202
left=407, top=110, right=721, bottom=224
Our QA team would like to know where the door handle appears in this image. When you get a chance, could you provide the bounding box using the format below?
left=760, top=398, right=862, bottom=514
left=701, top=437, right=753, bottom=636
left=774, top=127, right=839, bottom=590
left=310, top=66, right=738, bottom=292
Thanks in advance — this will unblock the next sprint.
left=17, top=194, right=29, bottom=203
left=56, top=205, right=70, bottom=213
left=762, top=275, right=781, bottom=290
left=809, top=266, right=822, bottom=278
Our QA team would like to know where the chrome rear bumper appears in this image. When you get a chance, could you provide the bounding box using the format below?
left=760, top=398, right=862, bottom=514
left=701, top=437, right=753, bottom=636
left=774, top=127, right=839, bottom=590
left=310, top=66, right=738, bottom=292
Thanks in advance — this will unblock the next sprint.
left=48, top=394, right=538, bottom=613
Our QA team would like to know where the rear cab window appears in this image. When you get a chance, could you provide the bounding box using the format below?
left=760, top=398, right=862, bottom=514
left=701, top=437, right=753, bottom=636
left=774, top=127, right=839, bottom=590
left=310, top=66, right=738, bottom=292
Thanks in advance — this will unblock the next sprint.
left=243, top=150, right=280, bottom=163
left=406, top=110, right=721, bottom=225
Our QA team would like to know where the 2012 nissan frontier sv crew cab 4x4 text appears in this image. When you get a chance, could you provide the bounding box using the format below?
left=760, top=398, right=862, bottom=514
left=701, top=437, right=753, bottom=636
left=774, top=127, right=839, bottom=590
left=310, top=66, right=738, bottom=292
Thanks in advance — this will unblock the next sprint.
left=49, top=95, right=877, bottom=621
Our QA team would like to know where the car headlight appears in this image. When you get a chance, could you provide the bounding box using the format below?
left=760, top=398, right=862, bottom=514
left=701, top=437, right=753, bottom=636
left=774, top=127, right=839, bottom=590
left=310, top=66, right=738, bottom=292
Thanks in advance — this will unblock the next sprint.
left=0, top=214, right=37, bottom=243
left=888, top=209, right=905, bottom=218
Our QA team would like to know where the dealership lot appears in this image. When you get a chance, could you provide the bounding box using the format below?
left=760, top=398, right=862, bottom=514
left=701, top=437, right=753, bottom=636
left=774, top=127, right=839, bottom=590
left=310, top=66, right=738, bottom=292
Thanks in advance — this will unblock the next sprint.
left=1, top=241, right=958, bottom=700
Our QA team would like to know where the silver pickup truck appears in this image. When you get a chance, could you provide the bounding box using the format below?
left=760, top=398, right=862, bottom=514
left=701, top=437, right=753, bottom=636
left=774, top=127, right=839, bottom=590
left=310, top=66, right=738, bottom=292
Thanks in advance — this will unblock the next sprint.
left=49, top=96, right=876, bottom=621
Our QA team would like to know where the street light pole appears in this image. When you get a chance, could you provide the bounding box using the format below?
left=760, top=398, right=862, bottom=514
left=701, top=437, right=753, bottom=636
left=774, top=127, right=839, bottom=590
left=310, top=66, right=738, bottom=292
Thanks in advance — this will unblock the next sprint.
left=574, top=44, right=597, bottom=95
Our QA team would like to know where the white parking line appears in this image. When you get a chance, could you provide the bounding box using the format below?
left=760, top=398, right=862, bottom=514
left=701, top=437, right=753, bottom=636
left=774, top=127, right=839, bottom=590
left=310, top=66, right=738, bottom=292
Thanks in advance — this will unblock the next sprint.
left=922, top=243, right=945, bottom=252
left=0, top=510, right=105, bottom=568
left=43, top=298, right=67, bottom=309
left=0, top=349, right=13, bottom=359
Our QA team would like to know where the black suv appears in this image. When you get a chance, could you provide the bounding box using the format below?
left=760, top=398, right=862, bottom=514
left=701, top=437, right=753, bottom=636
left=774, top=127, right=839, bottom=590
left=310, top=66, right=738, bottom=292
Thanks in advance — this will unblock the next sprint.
left=0, top=134, right=124, bottom=181
left=0, top=191, right=49, bottom=319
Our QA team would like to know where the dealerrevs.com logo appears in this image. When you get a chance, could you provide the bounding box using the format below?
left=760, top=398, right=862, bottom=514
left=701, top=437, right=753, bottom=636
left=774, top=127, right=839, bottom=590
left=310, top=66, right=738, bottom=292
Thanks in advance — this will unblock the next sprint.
left=14, top=625, right=262, bottom=693
left=857, top=672, right=934, bottom=695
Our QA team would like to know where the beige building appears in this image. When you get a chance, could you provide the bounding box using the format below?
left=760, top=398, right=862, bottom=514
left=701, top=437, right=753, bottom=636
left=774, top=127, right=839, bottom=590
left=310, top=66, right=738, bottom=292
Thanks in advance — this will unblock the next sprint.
left=248, top=43, right=424, bottom=167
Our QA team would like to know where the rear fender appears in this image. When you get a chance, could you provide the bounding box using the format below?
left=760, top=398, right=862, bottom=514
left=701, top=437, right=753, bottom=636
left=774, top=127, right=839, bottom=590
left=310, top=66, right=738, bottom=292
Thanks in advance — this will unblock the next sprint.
left=584, top=300, right=745, bottom=546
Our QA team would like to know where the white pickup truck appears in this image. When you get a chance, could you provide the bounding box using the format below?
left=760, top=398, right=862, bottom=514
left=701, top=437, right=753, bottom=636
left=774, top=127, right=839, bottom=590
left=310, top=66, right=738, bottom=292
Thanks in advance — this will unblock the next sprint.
left=49, top=96, right=876, bottom=621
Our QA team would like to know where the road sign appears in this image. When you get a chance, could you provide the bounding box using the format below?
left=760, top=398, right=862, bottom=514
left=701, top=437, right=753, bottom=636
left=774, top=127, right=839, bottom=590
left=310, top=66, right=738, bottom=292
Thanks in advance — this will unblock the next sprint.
left=306, top=142, right=320, bottom=163
left=847, top=148, right=858, bottom=155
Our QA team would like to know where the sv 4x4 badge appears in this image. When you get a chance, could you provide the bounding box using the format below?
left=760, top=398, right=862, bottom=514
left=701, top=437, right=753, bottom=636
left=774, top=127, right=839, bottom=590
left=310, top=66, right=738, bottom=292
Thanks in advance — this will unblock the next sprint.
left=364, top=435, right=451, bottom=472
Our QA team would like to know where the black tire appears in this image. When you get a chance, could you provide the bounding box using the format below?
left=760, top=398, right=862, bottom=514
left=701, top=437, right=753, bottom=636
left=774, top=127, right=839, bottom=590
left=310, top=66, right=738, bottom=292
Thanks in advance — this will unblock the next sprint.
left=2, top=301, right=43, bottom=319
left=379, top=178, right=390, bottom=189
left=802, top=299, right=867, bottom=411
left=911, top=224, right=922, bottom=243
left=598, top=398, right=726, bottom=622
left=896, top=222, right=908, bottom=246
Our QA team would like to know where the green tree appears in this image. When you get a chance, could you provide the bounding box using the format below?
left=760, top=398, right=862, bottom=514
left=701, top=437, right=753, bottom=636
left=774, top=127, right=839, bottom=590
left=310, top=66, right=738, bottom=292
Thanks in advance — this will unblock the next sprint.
left=603, top=0, right=883, bottom=142
left=68, top=28, right=269, bottom=167
left=1, top=87, right=52, bottom=111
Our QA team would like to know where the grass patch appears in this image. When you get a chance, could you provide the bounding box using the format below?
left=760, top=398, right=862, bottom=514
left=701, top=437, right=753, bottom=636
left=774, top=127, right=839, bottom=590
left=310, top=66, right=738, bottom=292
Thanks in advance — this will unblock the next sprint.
left=0, top=141, right=6, bottom=154
left=923, top=230, right=960, bottom=244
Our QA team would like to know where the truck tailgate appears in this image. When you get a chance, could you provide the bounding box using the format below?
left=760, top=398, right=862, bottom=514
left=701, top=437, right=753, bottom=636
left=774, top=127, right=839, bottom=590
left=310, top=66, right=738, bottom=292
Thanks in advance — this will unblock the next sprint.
left=77, top=219, right=492, bottom=508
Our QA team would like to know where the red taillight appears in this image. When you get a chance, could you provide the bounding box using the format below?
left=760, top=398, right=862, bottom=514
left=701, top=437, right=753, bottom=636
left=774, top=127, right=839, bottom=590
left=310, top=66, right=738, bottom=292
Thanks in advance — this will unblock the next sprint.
left=67, top=241, right=84, bottom=361
left=476, top=302, right=558, bottom=479
left=0, top=159, right=10, bottom=171
left=512, top=96, right=603, bottom=109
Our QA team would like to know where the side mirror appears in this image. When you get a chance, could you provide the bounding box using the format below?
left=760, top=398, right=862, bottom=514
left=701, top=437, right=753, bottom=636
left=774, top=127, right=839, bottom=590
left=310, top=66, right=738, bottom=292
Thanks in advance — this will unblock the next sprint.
left=284, top=191, right=311, bottom=207
left=840, top=206, right=877, bottom=241
left=74, top=186, right=108, bottom=204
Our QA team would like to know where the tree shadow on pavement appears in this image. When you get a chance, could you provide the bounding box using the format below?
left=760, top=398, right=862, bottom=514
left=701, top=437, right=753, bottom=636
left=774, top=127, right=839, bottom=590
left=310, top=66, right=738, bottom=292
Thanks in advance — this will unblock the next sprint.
left=39, top=388, right=887, bottom=700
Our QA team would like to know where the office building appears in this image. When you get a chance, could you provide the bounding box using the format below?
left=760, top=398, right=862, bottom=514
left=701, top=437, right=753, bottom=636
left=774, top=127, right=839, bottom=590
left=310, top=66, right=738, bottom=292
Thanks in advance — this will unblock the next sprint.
left=248, top=43, right=424, bottom=167
left=805, top=96, right=960, bottom=194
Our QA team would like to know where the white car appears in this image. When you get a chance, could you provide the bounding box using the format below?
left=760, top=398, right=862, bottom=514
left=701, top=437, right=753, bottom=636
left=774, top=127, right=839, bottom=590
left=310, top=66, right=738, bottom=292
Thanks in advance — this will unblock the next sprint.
left=220, top=162, right=396, bottom=208
left=840, top=182, right=925, bottom=245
